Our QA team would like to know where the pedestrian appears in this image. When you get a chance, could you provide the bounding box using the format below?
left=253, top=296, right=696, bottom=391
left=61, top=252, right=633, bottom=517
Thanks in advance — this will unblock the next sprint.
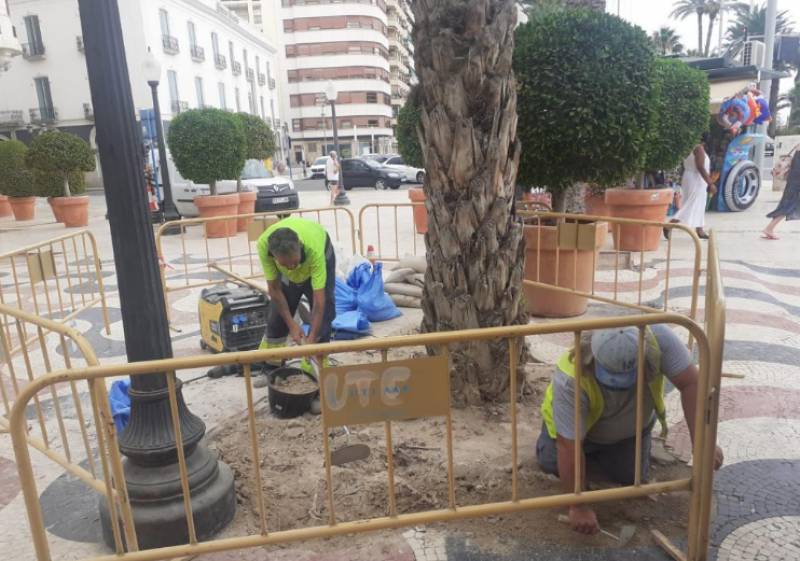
left=665, top=135, right=716, bottom=240
left=253, top=217, right=336, bottom=386
left=326, top=150, right=341, bottom=206
left=536, top=325, right=724, bottom=535
left=763, top=146, right=800, bottom=240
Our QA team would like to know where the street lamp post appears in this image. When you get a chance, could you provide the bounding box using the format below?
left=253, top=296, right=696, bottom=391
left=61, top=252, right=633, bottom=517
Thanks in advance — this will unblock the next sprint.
left=77, top=0, right=234, bottom=550
left=325, top=80, right=350, bottom=206
left=143, top=51, right=181, bottom=223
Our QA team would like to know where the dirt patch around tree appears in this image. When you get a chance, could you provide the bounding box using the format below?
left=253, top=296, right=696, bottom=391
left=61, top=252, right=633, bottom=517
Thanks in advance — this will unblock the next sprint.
left=209, top=357, right=692, bottom=555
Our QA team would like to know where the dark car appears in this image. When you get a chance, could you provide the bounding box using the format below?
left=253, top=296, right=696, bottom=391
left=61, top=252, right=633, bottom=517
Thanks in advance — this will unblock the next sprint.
left=341, top=158, right=403, bottom=190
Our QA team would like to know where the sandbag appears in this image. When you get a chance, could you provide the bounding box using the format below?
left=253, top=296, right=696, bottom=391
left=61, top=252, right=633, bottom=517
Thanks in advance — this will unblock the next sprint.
left=390, top=294, right=422, bottom=308
left=384, top=267, right=415, bottom=284
left=356, top=262, right=402, bottom=322
left=385, top=283, right=423, bottom=298
left=332, top=310, right=371, bottom=334
left=347, top=262, right=372, bottom=290
left=412, top=273, right=425, bottom=287
left=335, top=278, right=357, bottom=314
left=396, top=255, right=427, bottom=274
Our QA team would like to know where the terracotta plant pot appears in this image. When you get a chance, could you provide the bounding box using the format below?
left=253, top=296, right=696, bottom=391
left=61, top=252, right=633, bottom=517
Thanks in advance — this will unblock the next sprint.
left=583, top=191, right=611, bottom=217
left=408, top=187, right=428, bottom=234
left=194, top=193, right=240, bottom=238
left=605, top=188, right=673, bottom=252
left=9, top=196, right=36, bottom=221
left=48, top=197, right=64, bottom=223
left=523, top=221, right=608, bottom=317
left=51, top=196, right=90, bottom=227
left=0, top=195, right=11, bottom=218
left=236, top=191, right=257, bottom=232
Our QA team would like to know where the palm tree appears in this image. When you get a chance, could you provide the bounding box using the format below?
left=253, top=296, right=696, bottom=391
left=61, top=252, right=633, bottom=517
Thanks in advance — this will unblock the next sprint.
left=651, top=26, right=684, bottom=55
left=412, top=0, right=527, bottom=405
left=670, top=0, right=710, bottom=55
left=723, top=2, right=794, bottom=54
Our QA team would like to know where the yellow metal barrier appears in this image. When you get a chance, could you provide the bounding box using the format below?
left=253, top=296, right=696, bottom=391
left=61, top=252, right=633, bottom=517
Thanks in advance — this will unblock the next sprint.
left=358, top=203, right=426, bottom=261
left=155, top=207, right=356, bottom=322
left=0, top=230, right=111, bottom=355
left=9, top=226, right=725, bottom=561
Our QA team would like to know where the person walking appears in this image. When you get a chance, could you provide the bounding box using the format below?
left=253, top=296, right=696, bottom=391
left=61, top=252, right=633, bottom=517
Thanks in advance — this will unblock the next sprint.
left=763, top=147, right=800, bottom=240
left=326, top=150, right=341, bottom=206
left=666, top=137, right=716, bottom=240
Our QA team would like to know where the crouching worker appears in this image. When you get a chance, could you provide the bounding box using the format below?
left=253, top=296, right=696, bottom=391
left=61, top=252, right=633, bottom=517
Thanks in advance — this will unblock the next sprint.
left=537, top=325, right=724, bottom=534
left=253, top=217, right=336, bottom=386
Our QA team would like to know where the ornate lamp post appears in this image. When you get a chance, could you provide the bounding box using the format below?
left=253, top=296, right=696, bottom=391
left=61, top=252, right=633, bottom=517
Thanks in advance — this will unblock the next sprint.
left=325, top=80, right=350, bottom=206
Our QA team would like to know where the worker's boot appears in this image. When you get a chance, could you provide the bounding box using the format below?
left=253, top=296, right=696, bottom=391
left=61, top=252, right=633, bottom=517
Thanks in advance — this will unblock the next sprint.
left=253, top=338, right=286, bottom=388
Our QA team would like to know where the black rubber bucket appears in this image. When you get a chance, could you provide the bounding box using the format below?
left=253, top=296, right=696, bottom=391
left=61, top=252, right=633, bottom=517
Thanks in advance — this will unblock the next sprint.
left=267, top=366, right=319, bottom=418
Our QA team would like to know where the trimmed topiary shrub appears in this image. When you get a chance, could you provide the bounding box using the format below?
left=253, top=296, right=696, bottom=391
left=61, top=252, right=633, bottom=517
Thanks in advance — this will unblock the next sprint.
left=34, top=170, right=86, bottom=198
left=0, top=140, right=34, bottom=198
left=235, top=113, right=277, bottom=160
left=642, top=58, right=709, bottom=175
left=167, top=108, right=247, bottom=195
left=396, top=86, right=423, bottom=169
left=25, top=131, right=95, bottom=197
left=514, top=7, right=656, bottom=210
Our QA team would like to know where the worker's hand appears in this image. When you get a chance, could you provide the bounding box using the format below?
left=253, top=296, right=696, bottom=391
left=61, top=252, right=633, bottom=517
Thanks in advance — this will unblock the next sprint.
left=568, top=505, right=599, bottom=535
left=707, top=181, right=717, bottom=196
left=288, top=322, right=305, bottom=345
left=714, top=446, right=724, bottom=470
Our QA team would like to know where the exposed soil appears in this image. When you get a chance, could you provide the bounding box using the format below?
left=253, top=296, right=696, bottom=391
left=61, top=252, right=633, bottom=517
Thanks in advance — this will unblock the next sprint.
left=209, top=355, right=692, bottom=554
left=271, top=372, right=318, bottom=395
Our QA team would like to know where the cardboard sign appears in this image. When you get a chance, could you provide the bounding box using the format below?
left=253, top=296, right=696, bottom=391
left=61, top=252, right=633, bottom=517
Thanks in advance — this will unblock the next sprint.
left=247, top=216, right=280, bottom=242
left=320, top=356, right=450, bottom=427
left=26, top=250, right=57, bottom=284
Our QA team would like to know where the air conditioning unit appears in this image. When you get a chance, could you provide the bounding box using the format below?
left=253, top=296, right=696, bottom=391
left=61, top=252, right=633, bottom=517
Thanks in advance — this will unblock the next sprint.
left=742, top=40, right=766, bottom=67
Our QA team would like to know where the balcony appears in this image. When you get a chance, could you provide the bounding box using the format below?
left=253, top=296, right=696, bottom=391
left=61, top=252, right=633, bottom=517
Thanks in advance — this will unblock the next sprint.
left=258, top=72, right=266, bottom=86
left=190, top=45, right=205, bottom=62
left=83, top=103, right=94, bottom=121
left=162, top=35, right=179, bottom=55
left=30, top=107, right=58, bottom=124
left=231, top=60, right=242, bottom=75
left=170, top=100, right=189, bottom=114
left=76, top=36, right=85, bottom=53
left=214, top=54, right=227, bottom=69
left=268, top=78, right=276, bottom=90
left=0, top=110, right=25, bottom=127
left=246, top=67, right=255, bottom=81
left=21, top=42, right=46, bottom=60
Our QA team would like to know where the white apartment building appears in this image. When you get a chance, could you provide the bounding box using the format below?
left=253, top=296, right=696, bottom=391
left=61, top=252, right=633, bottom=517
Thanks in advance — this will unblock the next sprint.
left=0, top=0, right=283, bottom=188
left=0, top=0, right=22, bottom=71
left=386, top=0, right=413, bottom=133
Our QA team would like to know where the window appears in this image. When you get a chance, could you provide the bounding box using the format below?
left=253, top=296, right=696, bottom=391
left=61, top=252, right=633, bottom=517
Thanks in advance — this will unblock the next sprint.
left=211, top=32, right=220, bottom=57
left=292, top=119, right=301, bottom=132
left=24, top=15, right=44, bottom=50
left=235, top=87, right=241, bottom=112
left=187, top=21, right=197, bottom=47
left=266, top=61, right=271, bottom=79
left=229, top=40, right=235, bottom=62
left=195, top=76, right=204, bottom=107
left=167, top=70, right=179, bottom=105
left=243, top=48, right=248, bottom=69
left=218, top=82, right=226, bottom=109
left=366, top=92, right=377, bottom=103
left=259, top=96, right=265, bottom=119
left=255, top=55, right=260, bottom=74
left=34, top=76, right=53, bottom=116
left=159, top=9, right=170, bottom=36
left=247, top=90, right=254, bottom=114
left=368, top=119, right=378, bottom=127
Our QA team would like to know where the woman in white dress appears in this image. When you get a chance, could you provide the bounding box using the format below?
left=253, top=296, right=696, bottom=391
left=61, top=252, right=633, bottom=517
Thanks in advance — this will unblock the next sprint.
left=666, top=137, right=716, bottom=240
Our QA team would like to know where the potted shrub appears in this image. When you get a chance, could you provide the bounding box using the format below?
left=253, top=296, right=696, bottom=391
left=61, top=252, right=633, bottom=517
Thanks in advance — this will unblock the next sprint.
left=168, top=108, right=246, bottom=238
left=605, top=58, right=709, bottom=251
left=26, top=131, right=95, bottom=227
left=514, top=7, right=654, bottom=317
left=0, top=140, right=36, bottom=221
left=396, top=86, right=428, bottom=233
left=234, top=113, right=276, bottom=231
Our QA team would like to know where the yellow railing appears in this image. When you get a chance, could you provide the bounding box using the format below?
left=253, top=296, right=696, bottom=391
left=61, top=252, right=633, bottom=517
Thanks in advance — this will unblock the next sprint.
left=358, top=203, right=425, bottom=261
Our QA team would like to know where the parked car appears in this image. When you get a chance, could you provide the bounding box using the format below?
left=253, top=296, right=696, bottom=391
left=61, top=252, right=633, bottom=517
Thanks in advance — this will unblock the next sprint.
left=309, top=156, right=329, bottom=178
left=341, top=158, right=403, bottom=190
left=172, top=159, right=299, bottom=217
left=361, top=153, right=392, bottom=164
left=382, top=154, right=426, bottom=183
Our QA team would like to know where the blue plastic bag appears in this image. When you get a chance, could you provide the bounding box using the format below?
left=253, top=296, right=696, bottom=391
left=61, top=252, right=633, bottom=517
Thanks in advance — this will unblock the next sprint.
left=108, top=379, right=131, bottom=434
left=332, top=310, right=371, bottom=334
left=335, top=277, right=358, bottom=314
left=347, top=262, right=373, bottom=291
left=356, top=262, right=402, bottom=322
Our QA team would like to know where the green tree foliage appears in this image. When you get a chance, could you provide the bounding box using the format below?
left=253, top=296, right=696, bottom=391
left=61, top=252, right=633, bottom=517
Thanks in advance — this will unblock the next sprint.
left=651, top=26, right=685, bottom=55
left=167, top=108, right=246, bottom=195
left=25, top=131, right=95, bottom=197
left=514, top=8, right=656, bottom=210
left=396, top=86, right=423, bottom=169
left=235, top=112, right=277, bottom=160
left=643, top=58, right=709, bottom=173
left=0, top=140, right=34, bottom=198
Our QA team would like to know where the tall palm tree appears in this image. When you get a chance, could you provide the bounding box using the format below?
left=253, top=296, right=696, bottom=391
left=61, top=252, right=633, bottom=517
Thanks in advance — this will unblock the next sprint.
left=412, top=0, right=527, bottom=405
left=651, top=26, right=684, bottom=55
left=723, top=2, right=794, bottom=54
left=670, top=0, right=710, bottom=55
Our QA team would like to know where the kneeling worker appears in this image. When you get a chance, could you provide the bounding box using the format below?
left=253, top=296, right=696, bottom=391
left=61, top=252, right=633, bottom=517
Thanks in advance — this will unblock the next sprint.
left=537, top=325, right=724, bottom=534
left=254, top=217, right=336, bottom=383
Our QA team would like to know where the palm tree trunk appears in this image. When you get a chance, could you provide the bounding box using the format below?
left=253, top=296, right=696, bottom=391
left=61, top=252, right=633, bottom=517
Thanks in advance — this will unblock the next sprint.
left=704, top=14, right=716, bottom=56
left=697, top=12, right=704, bottom=55
left=413, top=0, right=527, bottom=406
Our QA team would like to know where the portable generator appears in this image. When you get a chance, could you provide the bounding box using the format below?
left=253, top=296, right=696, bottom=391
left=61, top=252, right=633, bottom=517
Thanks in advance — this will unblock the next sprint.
left=198, top=284, right=269, bottom=353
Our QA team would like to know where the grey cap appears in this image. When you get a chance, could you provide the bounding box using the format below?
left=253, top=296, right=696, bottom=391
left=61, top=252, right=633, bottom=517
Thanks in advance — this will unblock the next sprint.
left=590, top=327, right=658, bottom=376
